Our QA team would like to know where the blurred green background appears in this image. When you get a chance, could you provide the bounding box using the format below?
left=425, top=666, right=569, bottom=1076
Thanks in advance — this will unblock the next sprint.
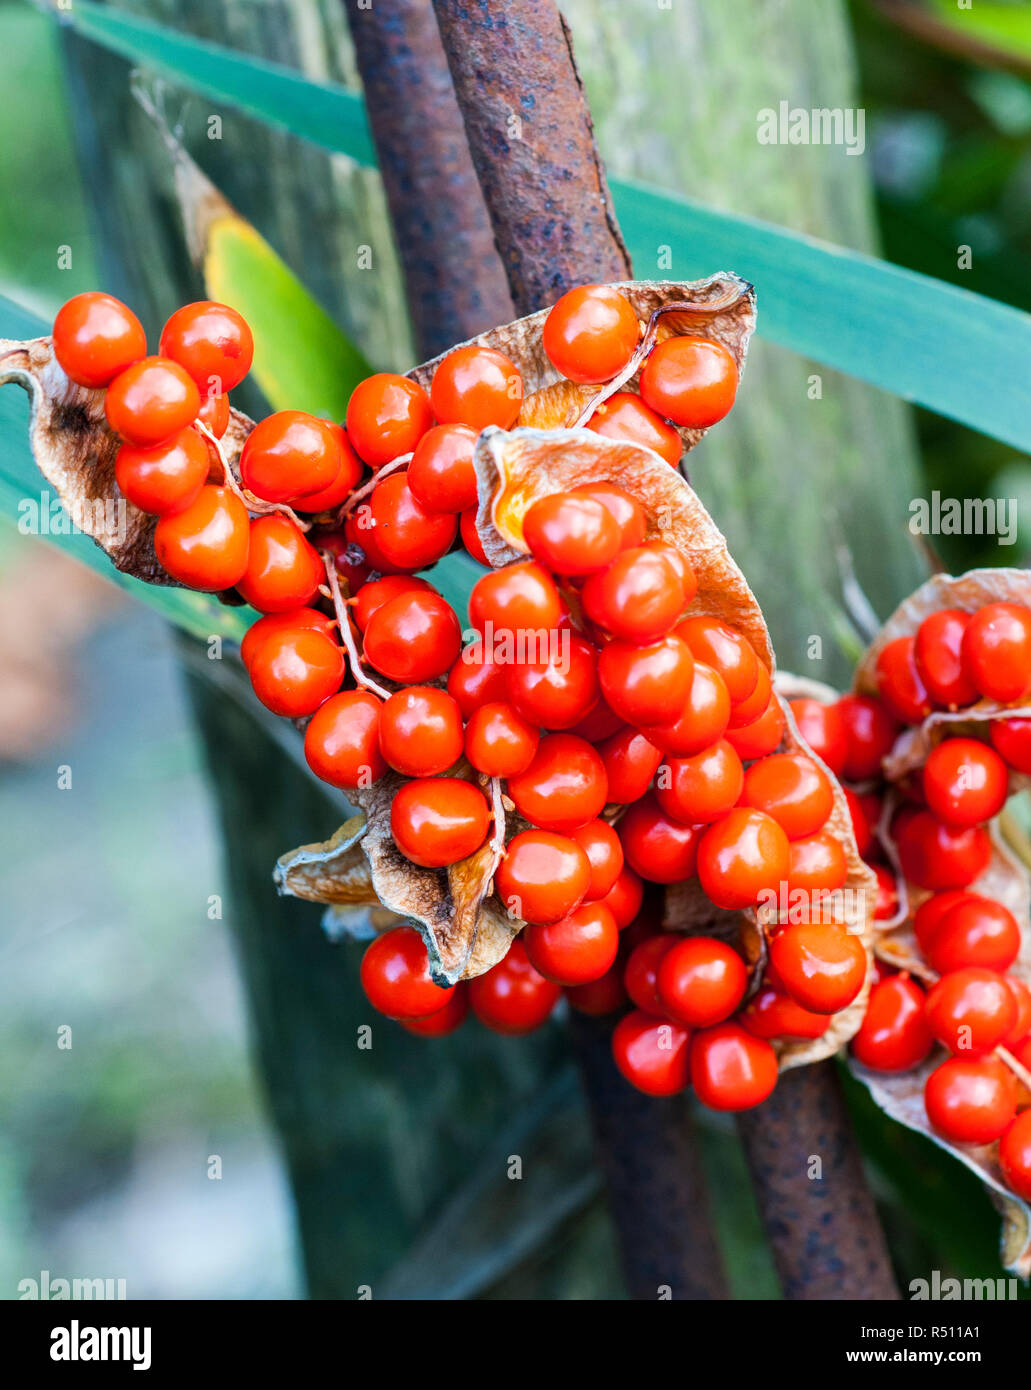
left=1, top=0, right=1030, bottom=1299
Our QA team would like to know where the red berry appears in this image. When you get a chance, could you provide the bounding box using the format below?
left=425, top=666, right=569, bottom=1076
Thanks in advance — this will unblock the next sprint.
left=570, top=819, right=624, bottom=901
left=582, top=545, right=689, bottom=643
left=740, top=987, right=830, bottom=1041
left=402, top=984, right=469, bottom=1036
left=639, top=337, right=738, bottom=429
left=407, top=423, right=479, bottom=514
left=697, top=807, right=790, bottom=910
left=240, top=411, right=343, bottom=504
left=875, top=636, right=933, bottom=724
left=895, top=810, right=991, bottom=891
left=430, top=344, right=522, bottom=430
left=304, top=690, right=386, bottom=790
left=611, top=1009, right=691, bottom=1097
left=159, top=300, right=253, bottom=393
left=922, top=736, right=1008, bottom=829
left=543, top=285, right=640, bottom=385
left=506, top=733, right=608, bottom=834
left=914, top=609, right=978, bottom=708
left=619, top=793, right=703, bottom=884
left=447, top=643, right=509, bottom=716
left=844, top=788, right=876, bottom=858
left=640, top=662, right=731, bottom=756
left=724, top=698, right=786, bottom=761
left=740, top=752, right=833, bottom=840
left=871, top=862, right=899, bottom=921
left=237, top=514, right=323, bottom=613
left=197, top=391, right=231, bottom=439
left=468, top=939, right=560, bottom=1034
left=353, top=576, right=432, bottom=632
left=850, top=975, right=933, bottom=1071
left=836, top=694, right=900, bottom=781
left=153, top=483, right=250, bottom=591
left=787, top=831, right=849, bottom=899
left=363, top=590, right=462, bottom=683
left=690, top=1021, right=777, bottom=1111
left=506, top=632, right=599, bottom=730
left=675, top=616, right=759, bottom=706
left=598, top=865, right=645, bottom=928
left=360, top=924, right=453, bottom=1019
left=961, top=603, right=1031, bottom=702
left=586, top=391, right=681, bottom=466
left=115, top=426, right=209, bottom=516
left=391, top=777, right=490, bottom=869
left=249, top=626, right=344, bottom=718
left=598, top=635, right=694, bottom=728
left=768, top=921, right=867, bottom=1014
left=564, top=961, right=629, bottom=1017
left=655, top=739, right=743, bottom=825
left=460, top=508, right=490, bottom=565
left=597, top=726, right=663, bottom=804
left=365, top=474, right=458, bottom=570
left=624, top=933, right=676, bottom=1014
left=465, top=701, right=539, bottom=778
left=657, top=935, right=747, bottom=1028
left=990, top=717, right=1031, bottom=774
left=52, top=291, right=146, bottom=388
left=571, top=482, right=647, bottom=549
left=1003, top=976, right=1031, bottom=1046
left=926, top=896, right=1021, bottom=975
left=913, top=890, right=978, bottom=954
left=523, top=492, right=621, bottom=575
left=924, top=967, right=1017, bottom=1055
left=345, top=372, right=433, bottom=467
left=524, top=902, right=619, bottom=986
left=924, top=1055, right=1017, bottom=1144
left=495, top=829, right=590, bottom=925
left=292, top=424, right=363, bottom=512
left=242, top=608, right=334, bottom=672
left=105, top=356, right=201, bottom=448
left=378, top=686, right=464, bottom=777
left=999, top=1111, right=1031, bottom=1201
left=788, top=697, right=848, bottom=777
left=469, top=561, right=562, bottom=639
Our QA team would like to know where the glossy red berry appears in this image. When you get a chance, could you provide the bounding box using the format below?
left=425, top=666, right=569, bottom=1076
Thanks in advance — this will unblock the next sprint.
left=619, top=793, right=703, bottom=884
left=506, top=632, right=599, bottom=730
left=922, top=736, right=1008, bottom=829
left=52, top=291, right=146, bottom=388
left=523, top=492, right=621, bottom=575
left=292, top=423, right=363, bottom=512
left=236, top=514, right=323, bottom=613
left=697, top=808, right=791, bottom=910
left=787, top=831, right=849, bottom=899
left=999, top=1111, right=1031, bottom=1201
left=360, top=925, right=453, bottom=1020
left=924, top=967, right=1017, bottom=1055
left=506, top=733, right=608, bottom=834
left=611, top=1009, right=691, bottom=1097
left=895, top=810, right=991, bottom=891
left=961, top=603, right=1031, bottom=703
left=105, top=356, right=201, bottom=448
left=465, top=701, right=539, bottom=778
left=240, top=411, right=343, bottom=504
left=990, top=716, right=1031, bottom=774
left=657, top=935, right=747, bottom=1028
left=447, top=643, right=509, bottom=716
left=924, top=1055, right=1017, bottom=1144
left=621, top=934, right=673, bottom=1016
left=571, top=481, right=647, bottom=549
left=1004, top=976, right=1031, bottom=1047
left=345, top=372, right=433, bottom=468
left=850, top=975, right=933, bottom=1072
left=159, top=300, right=253, bottom=392
left=598, top=865, right=645, bottom=929
left=468, top=939, right=561, bottom=1034
left=788, top=697, right=848, bottom=777
left=241, top=607, right=335, bottom=672
left=430, top=344, right=522, bottom=430
left=153, top=483, right=250, bottom=591
left=640, top=662, right=731, bottom=757
left=639, top=337, right=738, bottom=429
left=586, top=391, right=681, bottom=465
left=740, top=987, right=830, bottom=1041
left=365, top=474, right=458, bottom=570
left=836, top=694, right=900, bottom=781
left=495, top=830, right=590, bottom=925
left=197, top=391, right=231, bottom=439
left=741, top=752, right=833, bottom=840
left=655, top=739, right=743, bottom=825
left=875, top=636, right=933, bottom=724
left=927, top=897, right=1021, bottom=975
left=724, top=698, right=786, bottom=761
left=249, top=626, right=344, bottom=718
left=402, top=984, right=469, bottom=1037
left=597, top=727, right=663, bottom=805
left=690, top=1021, right=777, bottom=1111
left=582, top=545, right=689, bottom=643
left=363, top=590, right=462, bottom=683
left=469, top=561, right=562, bottom=639
left=304, top=690, right=386, bottom=789
left=768, top=921, right=867, bottom=1014
left=913, top=889, right=978, bottom=954
left=598, top=635, right=694, bottom=728
left=543, top=285, right=640, bottom=385
left=407, top=423, right=478, bottom=514
left=675, top=616, right=759, bottom=706
left=564, top=961, right=629, bottom=1017
left=115, top=426, right=209, bottom=516
left=914, top=609, right=978, bottom=708
left=391, top=777, right=490, bottom=869
left=570, top=819, right=624, bottom=902
left=460, top=509, right=489, bottom=565
left=524, top=902, right=619, bottom=986
left=352, top=576, right=432, bottom=632
left=378, top=687, right=464, bottom=777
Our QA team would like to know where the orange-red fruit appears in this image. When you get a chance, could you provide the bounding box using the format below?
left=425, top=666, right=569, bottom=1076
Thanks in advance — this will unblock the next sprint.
left=304, top=690, right=386, bottom=790
left=365, top=474, right=458, bottom=569
left=914, top=609, right=978, bottom=708
left=740, top=751, right=834, bottom=841
left=505, top=632, right=599, bottom=730
left=468, top=939, right=561, bottom=1035
left=640, top=662, right=731, bottom=757
left=697, top=808, right=790, bottom=910
left=465, top=701, right=539, bottom=778
left=598, top=635, right=694, bottom=728
left=523, top=492, right=621, bottom=575
left=159, top=300, right=254, bottom=392
left=657, top=936, right=747, bottom=1028
left=153, top=483, right=250, bottom=590
left=363, top=590, right=462, bottom=683
left=105, top=356, right=201, bottom=447
left=506, top=733, right=608, bottom=834
left=999, top=1111, right=1031, bottom=1201
left=724, top=698, right=786, bottom=761
left=248, top=627, right=345, bottom=718
left=543, top=285, right=640, bottom=385
left=292, top=424, right=363, bottom=512
left=875, top=636, right=933, bottom=724
left=921, top=736, right=1008, bottom=829
left=768, top=921, right=867, bottom=1014
left=524, top=902, right=619, bottom=986
left=360, top=925, right=453, bottom=1020
left=788, top=697, right=848, bottom=778
left=345, top=372, right=433, bottom=468
left=740, top=988, right=830, bottom=1041
left=611, top=1009, right=692, bottom=1097
left=407, top=423, right=478, bottom=514
left=353, top=576, right=432, bottom=632
left=572, top=481, right=647, bottom=549
left=115, top=426, right=209, bottom=517
left=447, top=644, right=509, bottom=716
left=52, top=291, right=146, bottom=388
left=236, top=514, right=323, bottom=613
left=581, top=545, right=689, bottom=643
left=990, top=717, right=1031, bottom=774
left=639, top=337, right=738, bottom=429
left=924, top=1055, right=1017, bottom=1144
left=924, top=967, right=1017, bottom=1056
left=495, top=830, right=590, bottom=926
left=850, top=975, right=933, bottom=1072
left=240, top=411, right=343, bottom=504
left=961, top=602, right=1031, bottom=703
left=618, top=794, right=703, bottom=885
left=690, top=1021, right=778, bottom=1111
left=378, top=687, right=464, bottom=777
left=241, top=608, right=334, bottom=672
left=675, top=616, right=759, bottom=706
left=429, top=344, right=523, bottom=430
left=586, top=391, right=682, bottom=465
left=655, top=739, right=743, bottom=825
left=402, top=985, right=470, bottom=1037
left=926, top=896, right=1021, bottom=975
left=836, top=694, right=900, bottom=781
left=597, top=727, right=664, bottom=805
left=390, top=777, right=490, bottom=869
left=598, top=865, right=645, bottom=928
left=570, top=819, right=625, bottom=902
left=469, top=561, right=562, bottom=637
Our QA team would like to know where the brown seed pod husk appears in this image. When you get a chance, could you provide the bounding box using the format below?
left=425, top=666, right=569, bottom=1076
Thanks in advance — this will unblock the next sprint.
left=407, top=275, right=757, bottom=461
left=854, top=567, right=1031, bottom=782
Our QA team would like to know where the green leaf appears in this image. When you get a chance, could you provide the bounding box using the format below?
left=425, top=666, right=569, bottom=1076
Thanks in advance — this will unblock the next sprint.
left=923, top=1, right=1031, bottom=67
left=51, top=2, right=1031, bottom=455
left=0, top=293, right=249, bottom=644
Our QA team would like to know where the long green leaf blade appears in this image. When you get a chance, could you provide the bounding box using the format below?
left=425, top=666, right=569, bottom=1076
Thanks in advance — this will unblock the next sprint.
left=51, top=2, right=1031, bottom=453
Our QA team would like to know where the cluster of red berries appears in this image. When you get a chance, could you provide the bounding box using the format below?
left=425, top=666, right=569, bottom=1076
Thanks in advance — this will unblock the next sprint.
left=789, top=602, right=1031, bottom=1203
